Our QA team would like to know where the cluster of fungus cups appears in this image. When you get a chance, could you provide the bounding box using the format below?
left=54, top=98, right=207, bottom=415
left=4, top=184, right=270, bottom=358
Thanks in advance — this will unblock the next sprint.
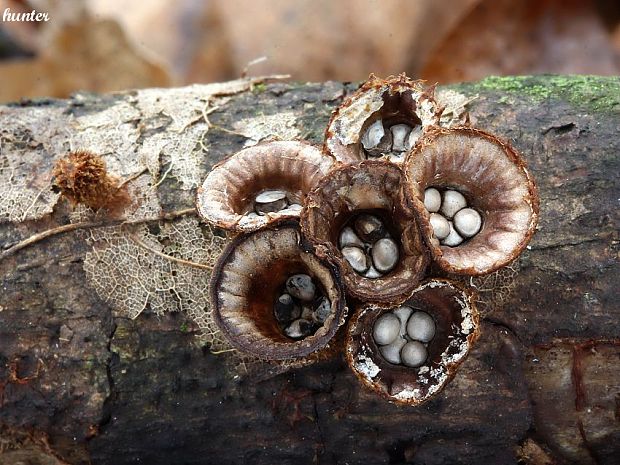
left=198, top=74, right=539, bottom=404
left=199, top=141, right=348, bottom=359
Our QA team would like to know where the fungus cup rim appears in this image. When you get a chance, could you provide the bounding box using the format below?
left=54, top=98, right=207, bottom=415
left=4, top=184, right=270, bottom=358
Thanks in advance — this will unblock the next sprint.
left=345, top=278, right=480, bottom=406
left=404, top=126, right=540, bottom=275
left=323, top=73, right=443, bottom=166
left=196, top=139, right=334, bottom=233
left=209, top=219, right=348, bottom=360
left=300, top=159, right=430, bottom=305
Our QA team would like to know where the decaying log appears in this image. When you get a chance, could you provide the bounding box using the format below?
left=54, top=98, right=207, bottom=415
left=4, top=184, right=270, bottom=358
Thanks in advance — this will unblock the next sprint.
left=0, top=75, right=618, bottom=465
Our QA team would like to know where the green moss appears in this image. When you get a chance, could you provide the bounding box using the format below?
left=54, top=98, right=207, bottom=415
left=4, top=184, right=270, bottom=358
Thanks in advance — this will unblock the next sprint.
left=454, top=75, right=620, bottom=114
left=251, top=83, right=267, bottom=94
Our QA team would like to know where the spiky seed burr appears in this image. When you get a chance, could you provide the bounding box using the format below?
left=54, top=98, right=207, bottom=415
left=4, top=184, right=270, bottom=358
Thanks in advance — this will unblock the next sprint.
left=52, top=150, right=128, bottom=213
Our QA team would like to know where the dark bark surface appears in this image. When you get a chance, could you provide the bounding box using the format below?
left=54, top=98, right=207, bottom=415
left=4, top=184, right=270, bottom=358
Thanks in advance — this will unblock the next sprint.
left=0, top=75, right=618, bottom=465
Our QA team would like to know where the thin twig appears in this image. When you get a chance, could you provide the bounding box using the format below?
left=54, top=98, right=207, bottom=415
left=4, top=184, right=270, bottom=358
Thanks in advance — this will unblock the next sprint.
left=0, top=208, right=197, bottom=262
left=241, top=56, right=268, bottom=78
left=152, top=162, right=173, bottom=188
left=117, top=168, right=148, bottom=188
left=128, top=231, right=213, bottom=271
left=200, top=101, right=247, bottom=138
left=210, top=348, right=238, bottom=355
left=209, top=124, right=248, bottom=137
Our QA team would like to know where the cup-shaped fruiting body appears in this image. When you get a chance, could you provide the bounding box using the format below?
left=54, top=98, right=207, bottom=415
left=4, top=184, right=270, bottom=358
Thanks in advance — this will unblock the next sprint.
left=301, top=160, right=429, bottom=305
left=210, top=220, right=347, bottom=360
left=324, top=74, right=443, bottom=165
left=405, top=127, right=539, bottom=275
left=346, top=279, right=480, bottom=405
left=196, top=140, right=334, bottom=233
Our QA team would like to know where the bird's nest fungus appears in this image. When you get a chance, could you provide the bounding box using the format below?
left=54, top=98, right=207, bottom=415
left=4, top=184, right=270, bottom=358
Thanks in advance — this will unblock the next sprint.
left=197, top=74, right=539, bottom=405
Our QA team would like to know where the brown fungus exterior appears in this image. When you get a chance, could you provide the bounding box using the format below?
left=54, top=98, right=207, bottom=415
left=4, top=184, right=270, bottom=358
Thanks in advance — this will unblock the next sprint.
left=324, top=73, right=443, bottom=165
left=405, top=126, right=539, bottom=275
left=210, top=220, right=347, bottom=360
left=301, top=160, right=429, bottom=305
left=196, top=140, right=334, bottom=233
left=346, top=279, right=480, bottom=405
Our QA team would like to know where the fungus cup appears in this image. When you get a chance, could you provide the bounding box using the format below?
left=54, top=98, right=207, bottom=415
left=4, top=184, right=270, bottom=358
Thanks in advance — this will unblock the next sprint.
left=210, top=220, right=347, bottom=360
left=346, top=279, right=480, bottom=405
left=405, top=126, right=539, bottom=275
left=196, top=140, right=334, bottom=233
left=301, top=160, right=429, bottom=304
left=324, top=74, right=442, bottom=165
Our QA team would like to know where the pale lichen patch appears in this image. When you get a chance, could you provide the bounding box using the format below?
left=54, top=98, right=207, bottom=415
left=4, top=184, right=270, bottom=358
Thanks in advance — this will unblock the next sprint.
left=71, top=101, right=143, bottom=177
left=161, top=121, right=211, bottom=190
left=0, top=106, right=68, bottom=223
left=135, top=86, right=209, bottom=132
left=83, top=216, right=226, bottom=341
left=436, top=88, right=478, bottom=127
left=136, top=133, right=168, bottom=180
left=232, top=110, right=300, bottom=146
left=0, top=149, right=60, bottom=223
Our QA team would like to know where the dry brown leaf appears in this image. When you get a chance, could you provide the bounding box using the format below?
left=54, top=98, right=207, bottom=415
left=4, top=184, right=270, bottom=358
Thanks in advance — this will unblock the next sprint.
left=0, top=16, right=169, bottom=102
left=88, top=0, right=479, bottom=83
left=421, top=0, right=620, bottom=83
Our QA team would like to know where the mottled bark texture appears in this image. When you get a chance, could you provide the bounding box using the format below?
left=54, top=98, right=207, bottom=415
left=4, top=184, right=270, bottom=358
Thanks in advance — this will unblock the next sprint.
left=0, top=75, right=618, bottom=465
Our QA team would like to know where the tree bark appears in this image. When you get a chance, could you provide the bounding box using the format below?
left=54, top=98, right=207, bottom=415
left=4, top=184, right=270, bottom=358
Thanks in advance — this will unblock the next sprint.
left=0, top=75, right=618, bottom=465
